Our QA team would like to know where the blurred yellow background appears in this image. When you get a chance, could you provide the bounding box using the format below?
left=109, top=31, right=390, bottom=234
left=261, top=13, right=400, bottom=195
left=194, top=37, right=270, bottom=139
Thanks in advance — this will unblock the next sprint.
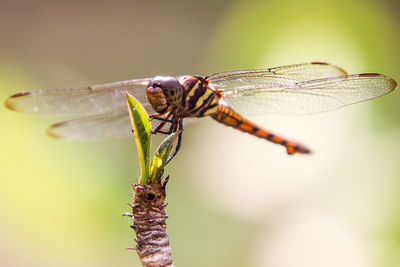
left=1, top=0, right=400, bottom=266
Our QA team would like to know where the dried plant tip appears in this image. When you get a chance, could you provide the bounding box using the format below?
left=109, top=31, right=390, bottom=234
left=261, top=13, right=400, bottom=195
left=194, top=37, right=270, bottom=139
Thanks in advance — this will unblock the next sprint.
left=130, top=183, right=173, bottom=267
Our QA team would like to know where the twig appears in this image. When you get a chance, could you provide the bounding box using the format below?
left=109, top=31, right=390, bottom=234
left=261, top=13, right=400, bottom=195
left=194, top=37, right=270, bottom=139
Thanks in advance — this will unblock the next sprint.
left=128, top=177, right=173, bottom=267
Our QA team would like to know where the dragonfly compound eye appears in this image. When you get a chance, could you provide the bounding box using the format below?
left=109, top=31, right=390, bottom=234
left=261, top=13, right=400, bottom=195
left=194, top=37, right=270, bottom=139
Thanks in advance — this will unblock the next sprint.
left=146, top=76, right=183, bottom=113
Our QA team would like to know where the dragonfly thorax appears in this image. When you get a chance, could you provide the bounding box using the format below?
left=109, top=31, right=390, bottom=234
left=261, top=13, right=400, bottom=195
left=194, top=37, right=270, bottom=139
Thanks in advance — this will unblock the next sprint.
left=146, top=76, right=183, bottom=113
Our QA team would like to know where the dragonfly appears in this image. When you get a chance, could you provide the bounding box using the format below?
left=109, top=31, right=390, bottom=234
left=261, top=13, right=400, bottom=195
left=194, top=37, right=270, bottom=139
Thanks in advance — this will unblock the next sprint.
left=5, top=62, right=397, bottom=160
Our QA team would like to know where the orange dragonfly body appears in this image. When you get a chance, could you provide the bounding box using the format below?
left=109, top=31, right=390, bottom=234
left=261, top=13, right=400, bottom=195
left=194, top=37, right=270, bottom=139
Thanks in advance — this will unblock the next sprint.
left=5, top=62, right=397, bottom=158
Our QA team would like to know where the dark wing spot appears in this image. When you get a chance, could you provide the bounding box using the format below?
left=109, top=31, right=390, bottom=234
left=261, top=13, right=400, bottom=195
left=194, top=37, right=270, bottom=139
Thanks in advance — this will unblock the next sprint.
left=10, top=91, right=31, bottom=98
left=311, top=61, right=329, bottom=65
left=358, top=73, right=381, bottom=77
left=5, top=91, right=32, bottom=110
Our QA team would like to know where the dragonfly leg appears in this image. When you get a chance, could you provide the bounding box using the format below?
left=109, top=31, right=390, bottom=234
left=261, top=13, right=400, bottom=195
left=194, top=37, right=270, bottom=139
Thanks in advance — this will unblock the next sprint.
left=151, top=116, right=174, bottom=123
left=149, top=113, right=162, bottom=119
left=149, top=112, right=175, bottom=121
left=153, top=113, right=177, bottom=135
left=166, top=119, right=183, bottom=165
left=151, top=112, right=174, bottom=134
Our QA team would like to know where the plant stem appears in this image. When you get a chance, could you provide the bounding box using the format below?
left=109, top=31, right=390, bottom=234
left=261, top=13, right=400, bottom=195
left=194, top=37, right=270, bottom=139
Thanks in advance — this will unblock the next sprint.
left=128, top=178, right=173, bottom=267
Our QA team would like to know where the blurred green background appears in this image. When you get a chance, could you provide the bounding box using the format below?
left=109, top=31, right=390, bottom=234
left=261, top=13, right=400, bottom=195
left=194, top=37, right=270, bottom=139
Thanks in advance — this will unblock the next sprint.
left=1, top=0, right=400, bottom=266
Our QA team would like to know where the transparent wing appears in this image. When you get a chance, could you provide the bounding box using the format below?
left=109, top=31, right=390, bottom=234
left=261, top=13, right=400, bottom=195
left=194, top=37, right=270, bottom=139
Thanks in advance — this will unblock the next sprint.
left=47, top=109, right=187, bottom=140
left=208, top=62, right=396, bottom=115
left=47, top=109, right=132, bottom=140
left=5, top=78, right=153, bottom=116
left=221, top=73, right=397, bottom=115
left=207, top=62, right=348, bottom=85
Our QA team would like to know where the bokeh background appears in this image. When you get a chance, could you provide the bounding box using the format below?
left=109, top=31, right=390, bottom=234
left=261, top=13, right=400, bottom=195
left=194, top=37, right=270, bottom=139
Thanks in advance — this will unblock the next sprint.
left=1, top=0, right=400, bottom=266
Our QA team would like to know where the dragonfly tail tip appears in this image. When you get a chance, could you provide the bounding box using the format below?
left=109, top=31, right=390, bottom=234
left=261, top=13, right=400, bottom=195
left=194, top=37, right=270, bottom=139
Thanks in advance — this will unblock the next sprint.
left=286, top=144, right=312, bottom=155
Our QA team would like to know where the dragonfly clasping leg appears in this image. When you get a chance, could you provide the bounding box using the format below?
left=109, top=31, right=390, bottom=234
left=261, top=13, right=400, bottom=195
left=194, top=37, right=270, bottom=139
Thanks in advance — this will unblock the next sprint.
left=152, top=113, right=178, bottom=135
left=151, top=112, right=173, bottom=134
left=166, top=118, right=183, bottom=165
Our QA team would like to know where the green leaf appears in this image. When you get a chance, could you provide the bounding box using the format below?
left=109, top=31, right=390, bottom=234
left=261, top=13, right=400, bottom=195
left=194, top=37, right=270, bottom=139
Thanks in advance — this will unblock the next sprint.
left=149, top=132, right=177, bottom=184
left=126, top=93, right=152, bottom=185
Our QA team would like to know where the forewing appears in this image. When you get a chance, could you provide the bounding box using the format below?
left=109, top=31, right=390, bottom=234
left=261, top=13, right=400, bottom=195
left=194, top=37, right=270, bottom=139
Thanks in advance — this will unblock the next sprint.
left=207, top=62, right=348, bottom=86
left=220, top=73, right=397, bottom=115
left=5, top=78, right=153, bottom=116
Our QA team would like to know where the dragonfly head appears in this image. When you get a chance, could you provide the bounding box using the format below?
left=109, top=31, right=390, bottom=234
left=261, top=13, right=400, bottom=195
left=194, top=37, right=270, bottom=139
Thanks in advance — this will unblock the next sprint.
left=146, top=76, right=183, bottom=113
